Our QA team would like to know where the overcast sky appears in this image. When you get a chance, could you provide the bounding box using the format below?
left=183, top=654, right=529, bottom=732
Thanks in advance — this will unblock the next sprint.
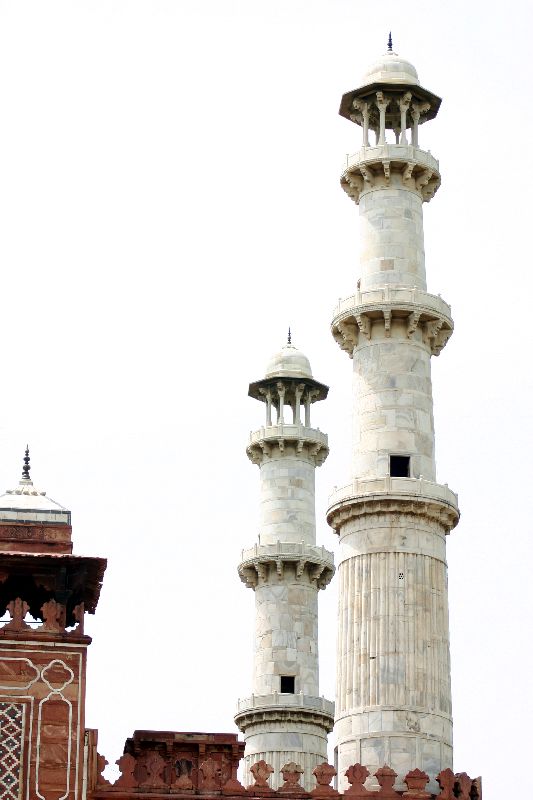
left=0, top=1, right=531, bottom=795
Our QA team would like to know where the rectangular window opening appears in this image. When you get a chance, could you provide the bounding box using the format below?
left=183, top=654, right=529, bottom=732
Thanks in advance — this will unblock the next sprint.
left=390, top=455, right=410, bottom=478
left=280, top=675, right=295, bottom=693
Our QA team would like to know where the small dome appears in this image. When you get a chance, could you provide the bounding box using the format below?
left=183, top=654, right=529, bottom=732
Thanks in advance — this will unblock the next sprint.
left=264, top=344, right=313, bottom=380
left=0, top=478, right=68, bottom=514
left=0, top=460, right=70, bottom=524
left=362, top=50, right=419, bottom=87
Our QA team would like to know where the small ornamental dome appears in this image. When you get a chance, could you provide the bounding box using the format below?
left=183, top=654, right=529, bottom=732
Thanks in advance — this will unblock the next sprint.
left=0, top=447, right=70, bottom=523
left=0, top=481, right=68, bottom=514
left=264, top=343, right=313, bottom=381
left=362, top=50, right=419, bottom=87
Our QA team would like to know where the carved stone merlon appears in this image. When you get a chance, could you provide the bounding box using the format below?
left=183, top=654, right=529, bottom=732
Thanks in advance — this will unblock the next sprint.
left=403, top=768, right=430, bottom=798
left=311, top=762, right=337, bottom=796
left=41, top=599, right=65, bottom=633
left=280, top=762, right=304, bottom=792
left=115, top=753, right=138, bottom=789
left=249, top=760, right=274, bottom=790
left=199, top=757, right=222, bottom=792
left=345, top=763, right=370, bottom=794
left=374, top=765, right=398, bottom=796
left=4, top=597, right=31, bottom=631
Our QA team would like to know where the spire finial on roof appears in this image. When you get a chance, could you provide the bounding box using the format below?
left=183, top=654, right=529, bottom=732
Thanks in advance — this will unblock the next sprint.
left=287, top=327, right=292, bottom=345
left=387, top=32, right=393, bottom=52
left=22, top=445, right=31, bottom=481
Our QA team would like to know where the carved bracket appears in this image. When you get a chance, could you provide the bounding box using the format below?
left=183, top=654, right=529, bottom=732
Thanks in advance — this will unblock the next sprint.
left=359, top=164, right=374, bottom=186
left=407, top=311, right=421, bottom=339
left=355, top=314, right=371, bottom=339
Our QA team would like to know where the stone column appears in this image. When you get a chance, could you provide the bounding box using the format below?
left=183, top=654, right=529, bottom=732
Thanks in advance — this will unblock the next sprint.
left=354, top=100, right=370, bottom=146
left=376, top=92, right=390, bottom=146
left=399, top=92, right=412, bottom=145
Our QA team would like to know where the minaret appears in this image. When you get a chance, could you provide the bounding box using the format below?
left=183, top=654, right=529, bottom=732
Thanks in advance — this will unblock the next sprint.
left=0, top=449, right=106, bottom=799
left=327, top=43, right=460, bottom=789
left=235, top=337, right=335, bottom=790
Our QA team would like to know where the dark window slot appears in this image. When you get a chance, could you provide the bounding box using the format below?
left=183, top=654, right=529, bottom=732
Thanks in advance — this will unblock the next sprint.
left=280, top=675, right=295, bottom=693
left=390, top=455, right=410, bottom=478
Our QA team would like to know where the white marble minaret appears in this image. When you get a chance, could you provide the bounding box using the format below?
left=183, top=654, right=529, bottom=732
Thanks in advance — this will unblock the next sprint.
left=235, top=338, right=335, bottom=790
left=326, top=42, right=460, bottom=790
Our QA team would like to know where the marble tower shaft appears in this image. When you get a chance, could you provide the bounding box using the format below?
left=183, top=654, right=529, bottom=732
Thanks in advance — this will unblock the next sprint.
left=327, top=49, right=460, bottom=787
left=235, top=343, right=335, bottom=790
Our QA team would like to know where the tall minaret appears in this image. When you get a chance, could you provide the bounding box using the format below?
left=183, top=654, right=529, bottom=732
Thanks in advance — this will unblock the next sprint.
left=235, top=337, right=335, bottom=790
left=326, top=42, right=460, bottom=789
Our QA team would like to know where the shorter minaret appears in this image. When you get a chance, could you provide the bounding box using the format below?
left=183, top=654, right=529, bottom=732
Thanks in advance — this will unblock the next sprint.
left=235, top=337, right=335, bottom=790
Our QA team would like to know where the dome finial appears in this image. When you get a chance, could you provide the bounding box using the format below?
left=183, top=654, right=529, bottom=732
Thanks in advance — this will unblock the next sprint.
left=387, top=32, right=393, bottom=53
left=287, top=327, right=292, bottom=345
left=22, top=445, right=31, bottom=481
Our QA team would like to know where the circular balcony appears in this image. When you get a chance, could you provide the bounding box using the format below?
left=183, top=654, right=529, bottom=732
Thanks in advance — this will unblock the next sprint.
left=331, top=286, right=453, bottom=357
left=247, top=424, right=329, bottom=466
left=238, top=541, right=335, bottom=589
left=341, top=143, right=441, bottom=204
left=235, top=692, right=334, bottom=732
left=327, top=476, right=459, bottom=533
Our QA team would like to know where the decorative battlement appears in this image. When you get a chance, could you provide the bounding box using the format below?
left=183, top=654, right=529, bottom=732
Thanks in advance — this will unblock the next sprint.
left=341, top=144, right=440, bottom=204
left=89, top=748, right=482, bottom=799
left=247, top=425, right=329, bottom=466
left=238, top=542, right=335, bottom=589
left=331, top=286, right=453, bottom=356
left=327, top=477, right=459, bottom=533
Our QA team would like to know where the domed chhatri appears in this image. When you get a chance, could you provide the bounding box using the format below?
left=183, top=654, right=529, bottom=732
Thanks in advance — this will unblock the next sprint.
left=264, top=343, right=313, bottom=381
left=248, top=334, right=328, bottom=405
left=339, top=36, right=441, bottom=132
left=362, top=51, right=419, bottom=87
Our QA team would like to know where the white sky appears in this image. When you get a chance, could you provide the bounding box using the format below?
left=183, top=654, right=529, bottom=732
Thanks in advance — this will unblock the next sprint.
left=0, top=1, right=531, bottom=795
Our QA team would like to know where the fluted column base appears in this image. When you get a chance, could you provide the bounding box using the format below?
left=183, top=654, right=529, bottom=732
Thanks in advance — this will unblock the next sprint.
left=235, top=696, right=334, bottom=791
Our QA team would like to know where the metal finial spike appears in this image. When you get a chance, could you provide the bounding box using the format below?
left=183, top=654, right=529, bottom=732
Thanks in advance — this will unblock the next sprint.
left=287, top=327, right=292, bottom=345
left=388, top=32, right=393, bottom=52
left=22, top=445, right=31, bottom=480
